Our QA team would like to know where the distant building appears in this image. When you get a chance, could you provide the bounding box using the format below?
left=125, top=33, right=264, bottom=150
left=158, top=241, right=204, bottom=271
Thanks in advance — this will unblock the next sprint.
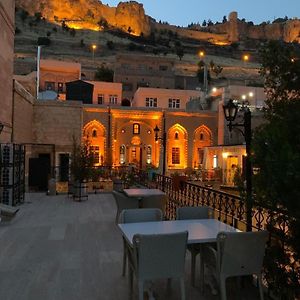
left=114, top=54, right=176, bottom=99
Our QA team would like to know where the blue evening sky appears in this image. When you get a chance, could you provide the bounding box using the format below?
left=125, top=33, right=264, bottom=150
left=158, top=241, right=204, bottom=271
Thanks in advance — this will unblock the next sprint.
left=102, top=0, right=300, bottom=26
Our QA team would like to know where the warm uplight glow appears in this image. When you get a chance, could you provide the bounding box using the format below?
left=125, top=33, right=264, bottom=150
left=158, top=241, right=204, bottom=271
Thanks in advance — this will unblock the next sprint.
left=249, top=92, right=254, bottom=97
left=242, top=94, right=247, bottom=100
left=213, top=41, right=230, bottom=46
left=243, top=54, right=249, bottom=62
left=212, top=87, right=217, bottom=93
left=222, top=152, right=229, bottom=159
left=199, top=51, right=205, bottom=58
left=92, top=44, right=97, bottom=50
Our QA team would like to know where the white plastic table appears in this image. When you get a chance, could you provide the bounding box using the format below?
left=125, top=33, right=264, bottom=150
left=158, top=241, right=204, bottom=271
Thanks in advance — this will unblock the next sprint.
left=118, top=218, right=239, bottom=246
left=123, top=188, right=165, bottom=198
left=118, top=218, right=240, bottom=295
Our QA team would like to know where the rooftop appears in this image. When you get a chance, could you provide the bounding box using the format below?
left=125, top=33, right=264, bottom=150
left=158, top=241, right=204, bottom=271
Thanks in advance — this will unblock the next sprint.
left=0, top=193, right=261, bottom=300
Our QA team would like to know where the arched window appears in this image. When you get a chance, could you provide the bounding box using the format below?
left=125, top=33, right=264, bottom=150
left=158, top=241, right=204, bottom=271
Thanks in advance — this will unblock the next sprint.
left=120, top=145, right=126, bottom=164
left=175, top=132, right=179, bottom=140
left=92, top=129, right=97, bottom=138
left=146, top=146, right=152, bottom=164
left=133, top=123, right=140, bottom=134
left=200, top=133, right=204, bottom=140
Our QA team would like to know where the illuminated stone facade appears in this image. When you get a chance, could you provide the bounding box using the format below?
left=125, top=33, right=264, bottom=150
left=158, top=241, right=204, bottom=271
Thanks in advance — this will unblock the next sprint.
left=0, top=0, right=15, bottom=142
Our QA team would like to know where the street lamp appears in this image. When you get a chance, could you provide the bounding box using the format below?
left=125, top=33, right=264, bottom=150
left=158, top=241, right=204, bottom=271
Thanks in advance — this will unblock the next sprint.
left=153, top=124, right=166, bottom=177
left=223, top=99, right=252, bottom=232
left=91, top=44, right=97, bottom=60
left=198, top=50, right=208, bottom=95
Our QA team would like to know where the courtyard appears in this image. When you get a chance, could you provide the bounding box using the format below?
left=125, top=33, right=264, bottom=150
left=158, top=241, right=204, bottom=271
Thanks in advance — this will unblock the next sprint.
left=0, top=192, right=262, bottom=300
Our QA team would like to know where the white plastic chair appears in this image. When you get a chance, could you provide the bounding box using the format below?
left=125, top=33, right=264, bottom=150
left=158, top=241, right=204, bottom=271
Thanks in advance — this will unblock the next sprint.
left=112, top=190, right=139, bottom=224
left=132, top=231, right=188, bottom=300
left=176, top=206, right=213, bottom=286
left=205, top=230, right=268, bottom=300
left=118, top=208, right=163, bottom=278
left=141, top=194, right=167, bottom=216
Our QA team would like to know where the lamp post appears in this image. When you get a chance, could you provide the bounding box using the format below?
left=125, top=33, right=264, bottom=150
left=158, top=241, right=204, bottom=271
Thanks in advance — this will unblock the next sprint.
left=198, top=50, right=208, bottom=95
left=154, top=124, right=166, bottom=177
left=223, top=99, right=252, bottom=232
left=91, top=44, right=97, bottom=61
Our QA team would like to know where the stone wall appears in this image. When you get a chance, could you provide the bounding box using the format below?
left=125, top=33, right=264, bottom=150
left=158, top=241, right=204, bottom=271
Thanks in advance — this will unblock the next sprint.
left=12, top=80, right=35, bottom=144
left=33, top=101, right=83, bottom=147
left=0, top=0, right=15, bottom=142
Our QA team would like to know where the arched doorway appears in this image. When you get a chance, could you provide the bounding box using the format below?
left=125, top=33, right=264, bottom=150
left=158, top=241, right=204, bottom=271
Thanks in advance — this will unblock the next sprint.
left=167, top=124, right=188, bottom=171
left=83, top=120, right=106, bottom=165
left=193, top=125, right=212, bottom=169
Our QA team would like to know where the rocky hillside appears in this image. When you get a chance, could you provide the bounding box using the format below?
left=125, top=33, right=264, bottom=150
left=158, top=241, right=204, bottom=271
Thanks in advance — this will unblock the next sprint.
left=15, top=0, right=151, bottom=36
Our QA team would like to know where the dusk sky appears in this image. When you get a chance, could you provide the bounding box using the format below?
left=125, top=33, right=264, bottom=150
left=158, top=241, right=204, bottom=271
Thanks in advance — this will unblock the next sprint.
left=103, top=0, right=300, bottom=26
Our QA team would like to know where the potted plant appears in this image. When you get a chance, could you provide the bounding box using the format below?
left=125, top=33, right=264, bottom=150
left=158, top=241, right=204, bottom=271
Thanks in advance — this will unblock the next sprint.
left=70, top=137, right=94, bottom=201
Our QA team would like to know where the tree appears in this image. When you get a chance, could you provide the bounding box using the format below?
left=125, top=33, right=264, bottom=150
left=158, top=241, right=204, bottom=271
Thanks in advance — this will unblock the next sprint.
left=202, top=20, right=207, bottom=27
left=259, top=40, right=300, bottom=113
left=98, top=18, right=108, bottom=29
left=175, top=47, right=184, bottom=60
left=106, top=40, right=115, bottom=50
left=251, top=41, right=300, bottom=299
left=37, top=37, right=51, bottom=46
left=196, top=60, right=211, bottom=83
left=70, top=28, right=76, bottom=37
left=222, top=15, right=227, bottom=23
left=20, top=9, right=29, bottom=22
left=94, top=64, right=114, bottom=82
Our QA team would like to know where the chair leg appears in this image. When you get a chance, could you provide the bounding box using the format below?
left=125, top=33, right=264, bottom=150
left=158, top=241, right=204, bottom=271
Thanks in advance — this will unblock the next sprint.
left=122, top=238, right=127, bottom=276
left=191, top=251, right=196, bottom=286
left=258, top=275, right=264, bottom=300
left=220, top=276, right=227, bottom=300
left=180, top=278, right=186, bottom=300
left=138, top=280, right=144, bottom=300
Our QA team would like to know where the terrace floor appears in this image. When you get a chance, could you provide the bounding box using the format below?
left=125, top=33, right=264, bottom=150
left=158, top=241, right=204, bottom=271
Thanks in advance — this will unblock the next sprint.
left=0, top=193, right=261, bottom=300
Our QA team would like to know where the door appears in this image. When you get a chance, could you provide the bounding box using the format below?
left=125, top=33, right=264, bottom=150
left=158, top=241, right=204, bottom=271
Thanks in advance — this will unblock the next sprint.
left=28, top=154, right=51, bottom=191
left=226, top=156, right=238, bottom=186
left=59, top=154, right=69, bottom=181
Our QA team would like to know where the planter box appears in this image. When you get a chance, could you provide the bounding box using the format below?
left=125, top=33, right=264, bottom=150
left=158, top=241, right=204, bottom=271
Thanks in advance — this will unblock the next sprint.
left=56, top=182, right=68, bottom=194
left=73, top=182, right=88, bottom=201
left=88, top=180, right=113, bottom=193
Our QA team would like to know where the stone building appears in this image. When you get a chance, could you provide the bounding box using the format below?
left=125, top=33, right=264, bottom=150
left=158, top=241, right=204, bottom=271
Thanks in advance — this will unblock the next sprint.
left=0, top=0, right=15, bottom=142
left=114, top=54, right=176, bottom=100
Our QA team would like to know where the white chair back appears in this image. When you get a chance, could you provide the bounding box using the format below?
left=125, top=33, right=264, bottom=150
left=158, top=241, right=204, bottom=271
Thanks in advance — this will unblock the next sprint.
left=133, top=231, right=188, bottom=280
left=217, top=231, right=268, bottom=277
left=176, top=205, right=213, bottom=220
left=119, top=208, right=162, bottom=224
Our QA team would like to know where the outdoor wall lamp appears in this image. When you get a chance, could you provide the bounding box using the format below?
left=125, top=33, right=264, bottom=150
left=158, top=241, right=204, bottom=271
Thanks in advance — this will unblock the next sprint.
left=223, top=99, right=253, bottom=231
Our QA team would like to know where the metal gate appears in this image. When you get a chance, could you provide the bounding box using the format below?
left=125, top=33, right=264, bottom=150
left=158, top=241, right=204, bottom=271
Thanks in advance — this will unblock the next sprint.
left=0, top=144, right=25, bottom=206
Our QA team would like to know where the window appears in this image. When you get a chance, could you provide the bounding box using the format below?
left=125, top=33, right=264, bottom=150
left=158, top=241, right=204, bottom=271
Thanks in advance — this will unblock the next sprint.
left=120, top=145, right=126, bottom=164
left=174, top=132, right=179, bottom=140
left=213, top=155, right=218, bottom=168
left=133, top=123, right=140, bottom=134
left=90, top=146, right=100, bottom=164
left=146, top=146, right=152, bottom=164
left=132, top=147, right=137, bottom=159
left=200, top=133, right=204, bottom=140
left=145, top=97, right=157, bottom=107
left=168, top=98, right=180, bottom=109
left=159, top=65, right=168, bottom=71
left=109, top=95, right=118, bottom=104
left=198, top=148, right=204, bottom=164
left=45, top=81, right=55, bottom=91
left=97, top=94, right=104, bottom=104
left=172, top=147, right=180, bottom=164
left=57, top=82, right=64, bottom=93
left=92, top=130, right=97, bottom=138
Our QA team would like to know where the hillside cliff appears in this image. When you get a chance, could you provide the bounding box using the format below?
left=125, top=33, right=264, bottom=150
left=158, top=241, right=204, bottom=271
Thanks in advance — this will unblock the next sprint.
left=15, top=0, right=151, bottom=36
